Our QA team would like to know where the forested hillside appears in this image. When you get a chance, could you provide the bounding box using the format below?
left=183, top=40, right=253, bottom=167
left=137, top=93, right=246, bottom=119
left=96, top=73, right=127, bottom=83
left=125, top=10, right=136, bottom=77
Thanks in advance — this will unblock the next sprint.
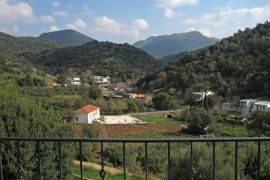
left=0, top=32, right=67, bottom=59
left=137, top=22, right=270, bottom=98
left=35, top=41, right=163, bottom=81
left=133, top=31, right=218, bottom=58
left=39, top=29, right=95, bottom=45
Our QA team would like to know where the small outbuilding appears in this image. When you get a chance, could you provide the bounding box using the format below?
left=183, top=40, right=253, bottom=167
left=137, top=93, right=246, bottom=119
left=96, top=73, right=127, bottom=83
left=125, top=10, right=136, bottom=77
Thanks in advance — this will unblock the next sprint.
left=73, top=105, right=100, bottom=124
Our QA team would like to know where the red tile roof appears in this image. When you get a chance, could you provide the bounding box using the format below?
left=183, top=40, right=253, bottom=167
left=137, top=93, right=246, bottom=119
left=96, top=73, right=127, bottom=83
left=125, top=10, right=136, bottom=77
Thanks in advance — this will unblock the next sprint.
left=74, top=105, right=99, bottom=115
left=136, top=94, right=145, bottom=98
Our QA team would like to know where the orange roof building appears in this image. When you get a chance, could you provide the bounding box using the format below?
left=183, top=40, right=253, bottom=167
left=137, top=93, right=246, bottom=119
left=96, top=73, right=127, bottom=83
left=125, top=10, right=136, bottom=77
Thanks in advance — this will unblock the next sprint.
left=73, top=105, right=100, bottom=124
left=136, top=94, right=146, bottom=98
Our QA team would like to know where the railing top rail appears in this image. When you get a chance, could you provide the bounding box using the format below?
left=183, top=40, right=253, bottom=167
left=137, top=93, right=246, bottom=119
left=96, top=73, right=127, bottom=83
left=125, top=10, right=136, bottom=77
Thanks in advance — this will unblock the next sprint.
left=0, top=137, right=270, bottom=143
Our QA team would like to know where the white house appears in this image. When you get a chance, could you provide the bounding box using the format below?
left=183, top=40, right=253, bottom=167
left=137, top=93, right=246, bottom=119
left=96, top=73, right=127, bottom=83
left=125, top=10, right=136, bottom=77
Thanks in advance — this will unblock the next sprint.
left=251, top=101, right=270, bottom=112
left=239, top=99, right=258, bottom=117
left=94, top=76, right=110, bottom=84
left=221, top=103, right=241, bottom=115
left=73, top=105, right=100, bottom=124
left=70, top=77, right=81, bottom=86
left=222, top=99, right=270, bottom=117
left=192, top=90, right=214, bottom=102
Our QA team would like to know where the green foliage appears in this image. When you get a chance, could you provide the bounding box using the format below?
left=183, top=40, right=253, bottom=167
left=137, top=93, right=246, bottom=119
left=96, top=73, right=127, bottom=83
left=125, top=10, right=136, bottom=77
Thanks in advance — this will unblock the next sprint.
left=70, top=164, right=143, bottom=180
left=152, top=92, right=175, bottom=110
left=39, top=29, right=94, bottom=46
left=17, top=74, right=45, bottom=87
left=248, top=110, right=270, bottom=134
left=35, top=41, right=163, bottom=82
left=182, top=108, right=214, bottom=134
left=88, top=85, right=102, bottom=99
left=0, top=32, right=67, bottom=60
left=127, top=100, right=138, bottom=112
left=138, top=21, right=270, bottom=98
left=0, top=85, right=75, bottom=179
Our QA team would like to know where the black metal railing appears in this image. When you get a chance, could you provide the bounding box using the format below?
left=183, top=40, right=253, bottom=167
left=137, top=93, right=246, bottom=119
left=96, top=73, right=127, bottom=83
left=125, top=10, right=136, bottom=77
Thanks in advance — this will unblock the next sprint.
left=0, top=137, right=270, bottom=180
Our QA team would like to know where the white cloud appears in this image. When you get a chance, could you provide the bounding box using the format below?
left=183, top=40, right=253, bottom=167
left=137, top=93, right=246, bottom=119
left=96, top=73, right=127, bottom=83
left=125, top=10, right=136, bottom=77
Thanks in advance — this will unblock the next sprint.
left=132, top=19, right=150, bottom=30
left=89, top=16, right=149, bottom=42
left=49, top=25, right=59, bottom=32
left=39, top=15, right=55, bottom=23
left=155, top=0, right=199, bottom=8
left=0, top=25, right=20, bottom=34
left=183, top=18, right=197, bottom=25
left=164, top=8, right=175, bottom=18
left=95, top=16, right=125, bottom=30
left=183, top=6, right=270, bottom=38
left=66, top=18, right=87, bottom=31
left=154, top=0, right=198, bottom=18
left=52, top=1, right=60, bottom=8
left=0, top=0, right=37, bottom=23
left=52, top=11, right=69, bottom=17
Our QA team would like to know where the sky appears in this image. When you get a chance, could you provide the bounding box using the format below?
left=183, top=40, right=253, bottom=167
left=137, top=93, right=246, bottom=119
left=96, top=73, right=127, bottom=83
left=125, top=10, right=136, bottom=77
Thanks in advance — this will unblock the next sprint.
left=0, top=0, right=270, bottom=44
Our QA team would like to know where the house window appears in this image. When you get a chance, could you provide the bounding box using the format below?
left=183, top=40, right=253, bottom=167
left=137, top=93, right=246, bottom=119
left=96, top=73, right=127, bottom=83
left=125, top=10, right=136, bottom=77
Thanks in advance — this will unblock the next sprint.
left=75, top=117, right=78, bottom=122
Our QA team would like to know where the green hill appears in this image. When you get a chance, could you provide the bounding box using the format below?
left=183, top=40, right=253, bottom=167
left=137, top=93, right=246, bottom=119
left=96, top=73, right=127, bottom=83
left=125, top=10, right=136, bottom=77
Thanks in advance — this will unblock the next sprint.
left=137, top=22, right=270, bottom=98
left=39, top=29, right=95, bottom=46
left=133, top=31, right=218, bottom=58
left=0, top=32, right=67, bottom=59
left=34, top=41, right=163, bottom=81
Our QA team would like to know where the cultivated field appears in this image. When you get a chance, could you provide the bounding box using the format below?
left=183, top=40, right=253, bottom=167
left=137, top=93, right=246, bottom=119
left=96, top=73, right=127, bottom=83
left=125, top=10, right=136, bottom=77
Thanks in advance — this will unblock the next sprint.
left=74, top=123, right=184, bottom=137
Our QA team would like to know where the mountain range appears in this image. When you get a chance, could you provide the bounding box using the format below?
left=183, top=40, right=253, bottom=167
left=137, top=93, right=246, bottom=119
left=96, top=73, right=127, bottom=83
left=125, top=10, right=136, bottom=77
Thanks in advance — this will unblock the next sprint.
left=39, top=29, right=95, bottom=46
left=133, top=31, right=218, bottom=58
left=137, top=22, right=270, bottom=98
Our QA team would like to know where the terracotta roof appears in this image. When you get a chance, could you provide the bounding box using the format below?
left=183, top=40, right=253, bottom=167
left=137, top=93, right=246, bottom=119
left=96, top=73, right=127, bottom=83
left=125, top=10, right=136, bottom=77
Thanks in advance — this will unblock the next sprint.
left=74, top=105, right=99, bottom=115
left=136, top=94, right=145, bottom=98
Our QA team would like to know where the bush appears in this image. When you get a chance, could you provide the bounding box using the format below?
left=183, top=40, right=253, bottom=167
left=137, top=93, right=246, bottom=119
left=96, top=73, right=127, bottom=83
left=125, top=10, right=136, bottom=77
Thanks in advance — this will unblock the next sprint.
left=182, top=108, right=214, bottom=134
left=152, top=92, right=175, bottom=110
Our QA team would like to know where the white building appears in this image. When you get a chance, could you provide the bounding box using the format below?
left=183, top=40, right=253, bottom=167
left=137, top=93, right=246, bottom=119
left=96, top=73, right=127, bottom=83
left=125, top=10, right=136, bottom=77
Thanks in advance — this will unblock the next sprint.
left=222, top=99, right=270, bottom=117
left=73, top=105, right=100, bottom=124
left=192, top=91, right=214, bottom=102
left=221, top=103, right=241, bottom=115
left=70, top=77, right=81, bottom=86
left=239, top=99, right=258, bottom=117
left=251, top=101, right=270, bottom=112
left=94, top=76, right=110, bottom=84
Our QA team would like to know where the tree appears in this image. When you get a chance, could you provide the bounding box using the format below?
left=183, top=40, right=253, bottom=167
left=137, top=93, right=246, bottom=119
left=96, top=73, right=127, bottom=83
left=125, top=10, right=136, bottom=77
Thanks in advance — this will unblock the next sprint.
left=152, top=92, right=175, bottom=110
left=88, top=85, right=102, bottom=99
left=127, top=100, right=137, bottom=112
left=183, top=108, right=214, bottom=134
left=248, top=110, right=270, bottom=134
left=0, top=85, right=74, bottom=179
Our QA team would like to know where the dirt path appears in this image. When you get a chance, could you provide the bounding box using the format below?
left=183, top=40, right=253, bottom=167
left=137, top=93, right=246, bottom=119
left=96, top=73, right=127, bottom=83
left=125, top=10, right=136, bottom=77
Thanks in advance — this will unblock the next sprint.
left=73, top=160, right=122, bottom=174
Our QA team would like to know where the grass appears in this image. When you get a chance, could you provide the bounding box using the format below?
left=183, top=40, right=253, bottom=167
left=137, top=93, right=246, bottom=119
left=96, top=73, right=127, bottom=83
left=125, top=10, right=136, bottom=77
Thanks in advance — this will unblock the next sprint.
left=134, top=114, right=183, bottom=125
left=215, top=122, right=255, bottom=137
left=70, top=164, right=144, bottom=180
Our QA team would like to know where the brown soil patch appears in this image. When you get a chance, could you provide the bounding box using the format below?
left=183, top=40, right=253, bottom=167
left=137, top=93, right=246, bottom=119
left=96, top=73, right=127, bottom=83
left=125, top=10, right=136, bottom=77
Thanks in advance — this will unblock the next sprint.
left=74, top=124, right=183, bottom=137
left=73, top=160, right=122, bottom=174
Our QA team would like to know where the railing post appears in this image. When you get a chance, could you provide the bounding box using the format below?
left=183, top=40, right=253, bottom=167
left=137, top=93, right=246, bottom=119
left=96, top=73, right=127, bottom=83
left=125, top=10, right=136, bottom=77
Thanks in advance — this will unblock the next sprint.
left=145, top=142, right=148, bottom=180
left=123, top=142, right=126, bottom=180
left=79, top=142, right=83, bottom=180
left=17, top=141, right=23, bottom=180
left=212, top=141, right=215, bottom=180
left=58, top=142, right=63, bottom=180
left=0, top=141, right=3, bottom=180
left=190, top=142, right=193, bottom=180
left=235, top=141, right=238, bottom=180
left=99, top=141, right=106, bottom=180
left=167, top=142, right=171, bottom=180
left=37, top=141, right=42, bottom=180
left=257, top=141, right=261, bottom=180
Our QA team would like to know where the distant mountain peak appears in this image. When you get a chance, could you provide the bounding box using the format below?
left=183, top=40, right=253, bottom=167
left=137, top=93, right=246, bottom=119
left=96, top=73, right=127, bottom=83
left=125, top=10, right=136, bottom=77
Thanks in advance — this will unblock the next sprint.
left=39, top=29, right=95, bottom=46
left=133, top=31, right=218, bottom=58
